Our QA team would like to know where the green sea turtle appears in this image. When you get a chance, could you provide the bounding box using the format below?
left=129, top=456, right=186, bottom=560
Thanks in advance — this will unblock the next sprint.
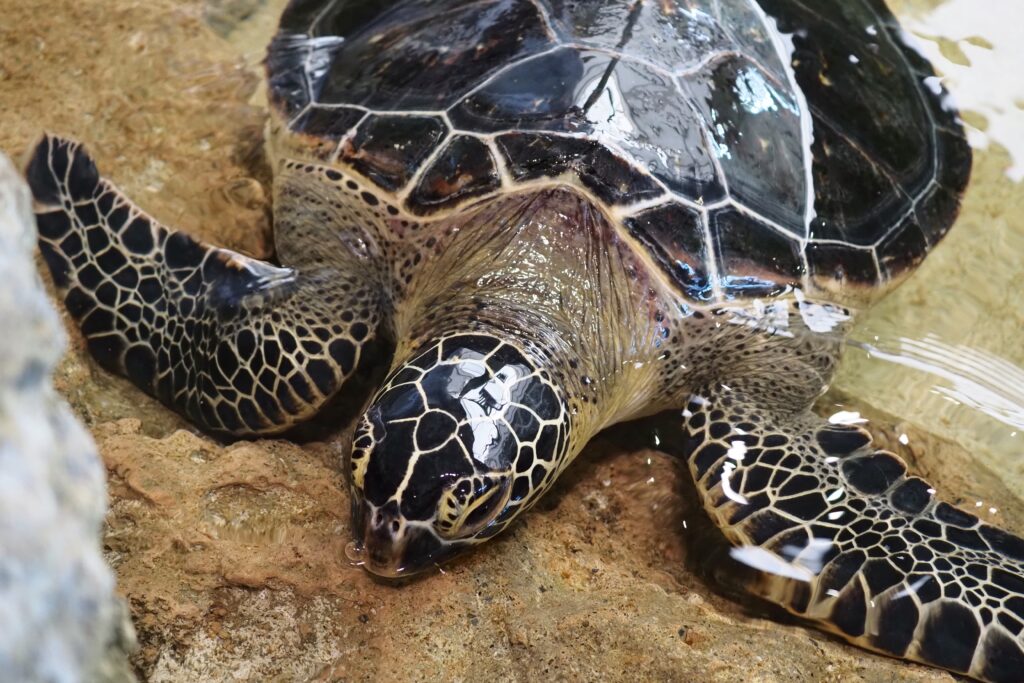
left=24, top=0, right=1024, bottom=680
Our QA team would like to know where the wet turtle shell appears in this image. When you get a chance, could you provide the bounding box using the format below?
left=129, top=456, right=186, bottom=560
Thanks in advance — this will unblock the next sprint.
left=266, top=0, right=970, bottom=303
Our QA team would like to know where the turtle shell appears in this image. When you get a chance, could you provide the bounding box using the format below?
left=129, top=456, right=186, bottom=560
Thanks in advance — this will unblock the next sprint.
left=266, top=0, right=970, bottom=303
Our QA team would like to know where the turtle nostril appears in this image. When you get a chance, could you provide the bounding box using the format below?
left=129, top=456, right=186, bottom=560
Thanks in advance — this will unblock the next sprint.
left=363, top=502, right=407, bottom=571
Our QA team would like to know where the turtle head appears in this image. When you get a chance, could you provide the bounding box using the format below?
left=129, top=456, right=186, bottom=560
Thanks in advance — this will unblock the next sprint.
left=346, top=333, right=570, bottom=577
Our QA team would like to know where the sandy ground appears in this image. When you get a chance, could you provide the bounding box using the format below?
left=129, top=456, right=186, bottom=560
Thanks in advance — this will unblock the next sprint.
left=1, top=0, right=1020, bottom=680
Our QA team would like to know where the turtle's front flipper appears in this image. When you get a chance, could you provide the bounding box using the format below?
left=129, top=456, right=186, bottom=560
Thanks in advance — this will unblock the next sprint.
left=682, top=385, right=1024, bottom=682
left=26, top=135, right=380, bottom=435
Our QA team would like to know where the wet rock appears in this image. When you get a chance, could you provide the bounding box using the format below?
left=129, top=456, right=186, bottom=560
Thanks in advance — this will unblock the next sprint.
left=94, top=415, right=965, bottom=682
left=0, top=152, right=135, bottom=683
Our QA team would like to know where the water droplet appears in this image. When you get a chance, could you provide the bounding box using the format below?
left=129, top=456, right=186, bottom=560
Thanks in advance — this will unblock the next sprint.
left=344, top=540, right=365, bottom=564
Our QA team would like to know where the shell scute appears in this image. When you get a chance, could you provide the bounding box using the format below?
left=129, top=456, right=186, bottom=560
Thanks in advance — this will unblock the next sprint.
left=408, top=136, right=501, bottom=214
left=268, top=0, right=971, bottom=302
left=308, top=1, right=553, bottom=111
left=343, top=115, right=448, bottom=191
left=805, top=242, right=879, bottom=287
left=624, top=203, right=711, bottom=301
left=495, top=132, right=664, bottom=206
left=681, top=53, right=807, bottom=230
left=288, top=105, right=366, bottom=161
left=933, top=127, right=974, bottom=195
left=545, top=0, right=735, bottom=75
left=714, top=0, right=791, bottom=83
left=876, top=214, right=928, bottom=279
left=448, top=47, right=587, bottom=134
left=806, top=123, right=908, bottom=247
left=291, top=105, right=365, bottom=140
left=710, top=207, right=802, bottom=298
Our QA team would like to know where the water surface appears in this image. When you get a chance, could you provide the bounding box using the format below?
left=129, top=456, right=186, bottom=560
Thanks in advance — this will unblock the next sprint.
left=836, top=0, right=1024, bottom=512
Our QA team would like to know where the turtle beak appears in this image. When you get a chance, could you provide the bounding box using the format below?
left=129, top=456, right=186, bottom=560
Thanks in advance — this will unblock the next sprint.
left=347, top=498, right=454, bottom=578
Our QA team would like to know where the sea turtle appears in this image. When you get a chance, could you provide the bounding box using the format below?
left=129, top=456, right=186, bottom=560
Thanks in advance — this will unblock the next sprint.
left=23, top=0, right=1024, bottom=680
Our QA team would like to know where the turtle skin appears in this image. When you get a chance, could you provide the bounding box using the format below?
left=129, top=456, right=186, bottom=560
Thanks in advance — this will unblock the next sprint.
left=22, top=1, right=1024, bottom=682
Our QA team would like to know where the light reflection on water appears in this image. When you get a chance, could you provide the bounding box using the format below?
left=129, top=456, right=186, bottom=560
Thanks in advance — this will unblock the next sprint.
left=897, top=0, right=1024, bottom=181
left=835, top=0, right=1024, bottom=494
left=851, top=334, right=1024, bottom=432
left=730, top=538, right=834, bottom=582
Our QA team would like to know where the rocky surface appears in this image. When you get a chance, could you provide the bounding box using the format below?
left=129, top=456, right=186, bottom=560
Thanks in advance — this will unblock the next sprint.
left=0, top=153, right=134, bottom=682
left=0, top=0, right=1020, bottom=681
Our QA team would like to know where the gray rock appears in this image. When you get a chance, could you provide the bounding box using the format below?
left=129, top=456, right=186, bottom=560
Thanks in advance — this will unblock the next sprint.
left=0, top=151, right=135, bottom=683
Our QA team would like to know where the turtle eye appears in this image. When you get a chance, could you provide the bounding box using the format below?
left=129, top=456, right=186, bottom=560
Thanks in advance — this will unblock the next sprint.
left=435, top=473, right=511, bottom=540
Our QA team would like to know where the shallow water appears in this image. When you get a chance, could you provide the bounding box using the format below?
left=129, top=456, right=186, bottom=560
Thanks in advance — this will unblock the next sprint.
left=835, top=0, right=1024, bottom=515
